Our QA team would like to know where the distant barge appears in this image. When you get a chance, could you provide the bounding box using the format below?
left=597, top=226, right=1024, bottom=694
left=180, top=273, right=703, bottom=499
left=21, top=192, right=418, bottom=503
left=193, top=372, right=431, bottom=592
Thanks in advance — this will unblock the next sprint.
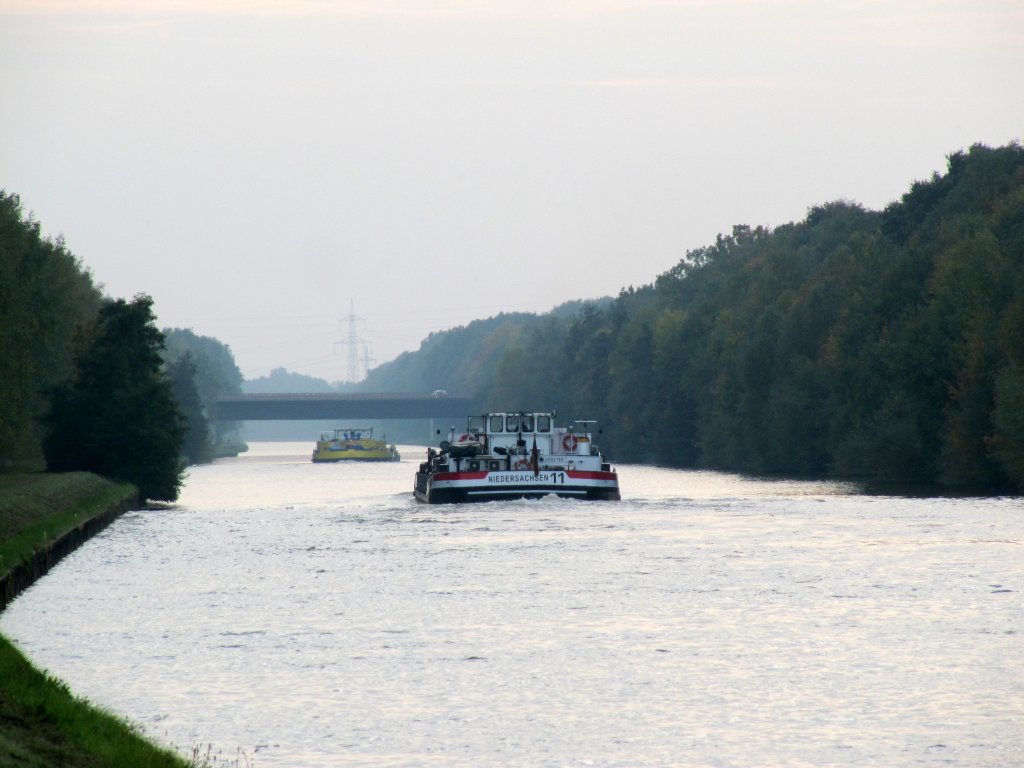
left=312, top=427, right=400, bottom=462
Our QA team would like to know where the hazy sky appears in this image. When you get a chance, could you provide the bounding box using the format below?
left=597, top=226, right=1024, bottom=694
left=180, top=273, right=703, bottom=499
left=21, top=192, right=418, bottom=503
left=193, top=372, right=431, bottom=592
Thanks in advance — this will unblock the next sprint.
left=2, top=1, right=1021, bottom=382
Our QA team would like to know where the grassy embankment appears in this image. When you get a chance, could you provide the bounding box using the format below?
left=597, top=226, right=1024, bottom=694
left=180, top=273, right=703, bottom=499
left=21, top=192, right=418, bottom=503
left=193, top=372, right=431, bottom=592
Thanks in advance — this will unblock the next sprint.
left=0, top=472, right=190, bottom=768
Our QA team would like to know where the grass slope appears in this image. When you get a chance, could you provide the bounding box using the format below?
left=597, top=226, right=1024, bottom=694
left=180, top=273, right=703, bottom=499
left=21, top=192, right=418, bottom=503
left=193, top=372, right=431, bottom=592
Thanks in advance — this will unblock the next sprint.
left=0, top=472, right=131, bottom=574
left=0, top=472, right=190, bottom=768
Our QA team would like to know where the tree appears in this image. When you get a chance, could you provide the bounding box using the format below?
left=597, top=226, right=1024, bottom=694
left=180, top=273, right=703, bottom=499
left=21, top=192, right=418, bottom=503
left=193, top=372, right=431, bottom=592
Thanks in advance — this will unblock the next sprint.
left=162, top=327, right=244, bottom=454
left=333, top=141, right=1024, bottom=490
left=43, top=295, right=186, bottom=501
left=163, top=327, right=244, bottom=404
left=166, top=353, right=213, bottom=465
left=990, top=363, right=1024, bottom=486
left=0, top=191, right=103, bottom=464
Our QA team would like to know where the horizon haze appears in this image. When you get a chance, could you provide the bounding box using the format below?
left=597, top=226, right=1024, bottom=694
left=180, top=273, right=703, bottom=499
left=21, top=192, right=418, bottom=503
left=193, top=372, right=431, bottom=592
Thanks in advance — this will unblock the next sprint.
left=2, top=0, right=1021, bottom=381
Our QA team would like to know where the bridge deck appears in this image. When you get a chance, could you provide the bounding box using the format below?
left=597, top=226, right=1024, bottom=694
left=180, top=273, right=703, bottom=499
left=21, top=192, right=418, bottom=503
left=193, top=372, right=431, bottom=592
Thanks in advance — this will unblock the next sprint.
left=212, top=392, right=474, bottom=421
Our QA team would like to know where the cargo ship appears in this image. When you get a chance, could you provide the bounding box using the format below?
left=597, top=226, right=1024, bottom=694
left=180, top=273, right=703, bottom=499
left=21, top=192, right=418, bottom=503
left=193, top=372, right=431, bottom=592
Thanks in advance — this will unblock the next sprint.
left=414, top=411, right=619, bottom=503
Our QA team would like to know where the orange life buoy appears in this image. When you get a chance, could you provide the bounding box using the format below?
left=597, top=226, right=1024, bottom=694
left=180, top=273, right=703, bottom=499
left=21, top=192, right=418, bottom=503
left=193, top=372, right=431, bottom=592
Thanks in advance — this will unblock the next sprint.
left=562, top=434, right=579, bottom=451
left=513, top=458, right=530, bottom=470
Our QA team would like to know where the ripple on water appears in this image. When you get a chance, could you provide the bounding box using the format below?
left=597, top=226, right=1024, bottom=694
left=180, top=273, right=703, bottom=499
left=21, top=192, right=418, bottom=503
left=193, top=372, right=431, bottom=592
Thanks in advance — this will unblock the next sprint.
left=1, top=445, right=1021, bottom=767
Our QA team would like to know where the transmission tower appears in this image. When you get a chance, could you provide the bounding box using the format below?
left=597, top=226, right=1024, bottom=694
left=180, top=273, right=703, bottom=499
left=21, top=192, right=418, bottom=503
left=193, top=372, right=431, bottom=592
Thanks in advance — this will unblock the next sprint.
left=334, top=299, right=371, bottom=383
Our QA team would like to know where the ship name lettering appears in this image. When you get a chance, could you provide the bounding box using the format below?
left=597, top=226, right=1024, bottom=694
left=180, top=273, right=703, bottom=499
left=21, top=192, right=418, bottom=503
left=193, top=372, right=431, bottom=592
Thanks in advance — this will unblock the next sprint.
left=488, top=472, right=549, bottom=484
left=485, top=472, right=567, bottom=484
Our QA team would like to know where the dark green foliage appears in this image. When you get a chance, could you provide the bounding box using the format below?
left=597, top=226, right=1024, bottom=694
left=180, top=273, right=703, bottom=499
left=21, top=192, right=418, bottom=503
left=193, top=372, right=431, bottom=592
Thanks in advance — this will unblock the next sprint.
left=0, top=195, right=227, bottom=478
left=365, top=142, right=1024, bottom=491
left=162, top=327, right=243, bottom=403
left=990, top=363, right=1024, bottom=482
left=362, top=312, right=544, bottom=396
left=0, top=192, right=103, bottom=465
left=165, top=353, right=212, bottom=464
left=162, top=327, right=244, bottom=457
left=43, top=296, right=186, bottom=501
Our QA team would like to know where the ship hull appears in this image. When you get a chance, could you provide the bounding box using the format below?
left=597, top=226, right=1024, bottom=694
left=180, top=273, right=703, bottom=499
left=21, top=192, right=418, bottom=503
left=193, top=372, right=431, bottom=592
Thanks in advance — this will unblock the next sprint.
left=312, top=442, right=399, bottom=462
left=313, top=453, right=398, bottom=462
left=414, top=468, right=620, bottom=504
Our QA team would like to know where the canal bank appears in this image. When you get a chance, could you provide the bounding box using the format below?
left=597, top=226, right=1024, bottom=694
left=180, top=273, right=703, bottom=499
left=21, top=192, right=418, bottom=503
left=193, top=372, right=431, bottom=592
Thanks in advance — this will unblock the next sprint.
left=0, top=471, right=190, bottom=768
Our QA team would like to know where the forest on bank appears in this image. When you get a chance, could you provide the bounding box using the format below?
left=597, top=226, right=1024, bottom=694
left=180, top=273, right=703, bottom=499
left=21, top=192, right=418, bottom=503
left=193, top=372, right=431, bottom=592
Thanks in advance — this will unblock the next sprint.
left=362, top=142, right=1024, bottom=491
left=0, top=192, right=241, bottom=498
left=3, top=141, right=1022, bottom=492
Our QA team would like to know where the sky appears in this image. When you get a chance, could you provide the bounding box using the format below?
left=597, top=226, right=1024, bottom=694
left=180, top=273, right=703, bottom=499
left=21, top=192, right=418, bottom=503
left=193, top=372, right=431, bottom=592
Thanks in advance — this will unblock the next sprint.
left=2, top=1, right=1021, bottom=383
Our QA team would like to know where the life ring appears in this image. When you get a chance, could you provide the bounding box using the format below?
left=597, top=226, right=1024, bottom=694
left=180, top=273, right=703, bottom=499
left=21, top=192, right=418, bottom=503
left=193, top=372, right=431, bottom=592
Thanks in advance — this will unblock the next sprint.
left=562, top=434, right=579, bottom=451
left=513, top=458, right=531, bottom=470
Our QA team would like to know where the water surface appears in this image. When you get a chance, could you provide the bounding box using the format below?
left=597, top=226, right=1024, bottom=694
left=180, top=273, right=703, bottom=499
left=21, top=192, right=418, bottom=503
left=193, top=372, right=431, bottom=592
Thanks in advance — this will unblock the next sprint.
left=3, top=443, right=1021, bottom=766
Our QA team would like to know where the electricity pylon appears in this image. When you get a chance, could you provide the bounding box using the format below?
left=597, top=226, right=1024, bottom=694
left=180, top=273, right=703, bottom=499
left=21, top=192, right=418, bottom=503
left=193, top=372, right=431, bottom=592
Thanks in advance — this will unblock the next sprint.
left=334, top=299, right=372, bottom=383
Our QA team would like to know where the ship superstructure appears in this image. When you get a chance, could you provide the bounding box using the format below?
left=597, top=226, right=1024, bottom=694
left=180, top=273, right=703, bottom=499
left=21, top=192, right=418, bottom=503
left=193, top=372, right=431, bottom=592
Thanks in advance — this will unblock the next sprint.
left=414, top=411, right=619, bottom=503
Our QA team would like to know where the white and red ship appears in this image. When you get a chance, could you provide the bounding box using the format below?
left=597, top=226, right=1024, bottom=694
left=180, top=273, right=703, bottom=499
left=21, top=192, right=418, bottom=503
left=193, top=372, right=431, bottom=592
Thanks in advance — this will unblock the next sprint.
left=414, top=411, right=620, bottom=504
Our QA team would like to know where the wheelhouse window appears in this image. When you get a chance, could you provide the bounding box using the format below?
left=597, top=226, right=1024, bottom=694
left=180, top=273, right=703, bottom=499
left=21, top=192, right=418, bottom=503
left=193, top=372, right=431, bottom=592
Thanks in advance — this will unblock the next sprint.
left=468, top=416, right=484, bottom=433
left=536, top=415, right=551, bottom=432
left=505, top=414, right=520, bottom=432
left=520, top=415, right=534, bottom=432
left=489, top=415, right=504, bottom=433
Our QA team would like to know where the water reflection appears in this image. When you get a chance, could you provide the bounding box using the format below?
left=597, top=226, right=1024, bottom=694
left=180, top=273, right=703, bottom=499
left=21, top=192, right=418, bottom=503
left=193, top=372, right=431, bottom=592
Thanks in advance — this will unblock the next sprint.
left=2, top=443, right=1021, bottom=767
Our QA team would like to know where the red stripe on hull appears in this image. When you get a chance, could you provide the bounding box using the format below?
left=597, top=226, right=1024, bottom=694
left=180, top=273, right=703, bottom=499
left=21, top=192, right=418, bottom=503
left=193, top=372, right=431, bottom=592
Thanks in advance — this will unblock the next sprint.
left=434, top=471, right=488, bottom=481
left=566, top=470, right=618, bottom=481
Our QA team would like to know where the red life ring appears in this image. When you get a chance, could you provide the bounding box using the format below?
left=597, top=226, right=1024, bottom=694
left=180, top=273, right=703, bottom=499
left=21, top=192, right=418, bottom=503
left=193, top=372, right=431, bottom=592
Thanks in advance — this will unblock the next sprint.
left=513, top=458, right=530, bottom=470
left=562, top=434, right=579, bottom=451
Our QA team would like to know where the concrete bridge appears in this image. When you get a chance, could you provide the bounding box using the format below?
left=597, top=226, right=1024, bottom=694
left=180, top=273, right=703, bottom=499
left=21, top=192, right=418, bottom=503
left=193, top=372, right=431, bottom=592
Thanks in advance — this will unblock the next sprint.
left=211, top=392, right=474, bottom=421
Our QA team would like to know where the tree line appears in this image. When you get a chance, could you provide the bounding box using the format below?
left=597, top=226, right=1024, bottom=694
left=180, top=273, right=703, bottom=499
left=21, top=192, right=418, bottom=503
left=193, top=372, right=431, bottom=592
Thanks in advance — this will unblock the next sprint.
left=7, top=140, right=1020, bottom=494
left=0, top=192, right=242, bottom=500
left=365, top=142, right=1024, bottom=491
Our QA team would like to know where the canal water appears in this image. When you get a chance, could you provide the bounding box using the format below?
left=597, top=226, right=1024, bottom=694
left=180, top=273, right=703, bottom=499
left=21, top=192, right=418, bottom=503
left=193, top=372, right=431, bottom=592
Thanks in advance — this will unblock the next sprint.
left=2, top=443, right=1022, bottom=767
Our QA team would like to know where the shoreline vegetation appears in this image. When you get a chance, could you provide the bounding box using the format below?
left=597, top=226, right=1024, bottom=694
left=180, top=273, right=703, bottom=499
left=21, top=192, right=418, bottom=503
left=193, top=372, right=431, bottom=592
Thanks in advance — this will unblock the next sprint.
left=0, top=471, right=191, bottom=768
left=1, top=141, right=1021, bottom=763
left=358, top=143, right=1024, bottom=493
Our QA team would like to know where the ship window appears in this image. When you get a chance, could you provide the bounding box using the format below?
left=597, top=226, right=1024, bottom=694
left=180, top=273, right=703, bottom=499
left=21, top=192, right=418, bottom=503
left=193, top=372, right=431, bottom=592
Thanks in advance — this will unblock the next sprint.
left=468, top=416, right=484, bottom=433
left=536, top=415, right=551, bottom=432
left=506, top=415, right=520, bottom=432
left=489, top=415, right=504, bottom=432
left=488, top=460, right=501, bottom=471
left=521, top=415, right=534, bottom=432
left=469, top=460, right=480, bottom=471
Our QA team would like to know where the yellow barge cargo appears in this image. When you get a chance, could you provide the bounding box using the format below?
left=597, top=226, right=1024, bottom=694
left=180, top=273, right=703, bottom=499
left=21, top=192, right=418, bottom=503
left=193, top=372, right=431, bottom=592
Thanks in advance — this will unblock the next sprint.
left=312, top=427, right=400, bottom=463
